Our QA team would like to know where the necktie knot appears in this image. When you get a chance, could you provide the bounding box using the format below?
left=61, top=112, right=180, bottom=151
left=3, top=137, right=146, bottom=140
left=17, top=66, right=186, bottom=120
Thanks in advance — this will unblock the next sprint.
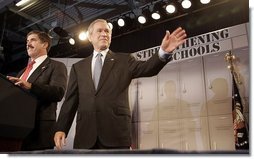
left=28, top=60, right=36, bottom=67
left=96, top=53, right=102, bottom=58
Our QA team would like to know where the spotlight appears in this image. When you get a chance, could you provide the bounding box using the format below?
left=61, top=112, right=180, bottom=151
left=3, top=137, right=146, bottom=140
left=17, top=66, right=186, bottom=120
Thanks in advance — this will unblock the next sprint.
left=117, top=18, right=125, bottom=27
left=16, top=0, right=31, bottom=6
left=166, top=4, right=176, bottom=14
left=138, top=15, right=146, bottom=24
left=200, top=0, right=210, bottom=4
left=79, top=31, right=88, bottom=41
left=151, top=12, right=160, bottom=20
left=108, top=22, right=113, bottom=30
left=69, top=38, right=75, bottom=45
left=152, top=1, right=168, bottom=20
left=140, top=7, right=153, bottom=24
left=181, top=0, right=192, bottom=9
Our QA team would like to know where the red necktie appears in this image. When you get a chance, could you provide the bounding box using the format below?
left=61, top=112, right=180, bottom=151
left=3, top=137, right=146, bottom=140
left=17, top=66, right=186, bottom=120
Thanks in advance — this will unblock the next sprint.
left=21, top=60, right=35, bottom=81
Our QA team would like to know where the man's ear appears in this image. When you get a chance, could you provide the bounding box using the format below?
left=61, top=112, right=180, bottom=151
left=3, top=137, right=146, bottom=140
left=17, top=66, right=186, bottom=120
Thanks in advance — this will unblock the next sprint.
left=43, top=42, right=49, bottom=49
left=88, top=36, right=91, bottom=42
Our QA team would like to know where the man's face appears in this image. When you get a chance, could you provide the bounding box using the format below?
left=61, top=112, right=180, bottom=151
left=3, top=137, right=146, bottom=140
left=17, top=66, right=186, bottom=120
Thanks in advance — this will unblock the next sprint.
left=89, top=21, right=112, bottom=51
left=26, top=33, right=47, bottom=59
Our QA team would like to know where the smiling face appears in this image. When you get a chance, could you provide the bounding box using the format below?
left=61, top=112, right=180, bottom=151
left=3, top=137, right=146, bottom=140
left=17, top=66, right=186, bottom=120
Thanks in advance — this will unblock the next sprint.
left=26, top=33, right=48, bottom=60
left=88, top=20, right=112, bottom=52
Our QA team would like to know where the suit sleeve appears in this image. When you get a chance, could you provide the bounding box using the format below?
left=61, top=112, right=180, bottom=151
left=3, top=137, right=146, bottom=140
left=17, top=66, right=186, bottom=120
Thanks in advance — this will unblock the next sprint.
left=55, top=65, right=79, bottom=135
left=30, top=61, right=67, bottom=102
left=128, top=52, right=172, bottom=79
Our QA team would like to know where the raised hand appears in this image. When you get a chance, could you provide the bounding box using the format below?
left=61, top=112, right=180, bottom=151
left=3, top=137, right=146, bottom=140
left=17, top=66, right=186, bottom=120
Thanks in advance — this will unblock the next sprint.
left=161, top=27, right=187, bottom=53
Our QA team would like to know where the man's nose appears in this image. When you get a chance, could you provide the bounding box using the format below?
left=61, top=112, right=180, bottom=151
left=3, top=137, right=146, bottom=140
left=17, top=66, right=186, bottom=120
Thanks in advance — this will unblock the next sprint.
left=101, top=31, right=107, bottom=36
left=26, top=41, right=31, bottom=45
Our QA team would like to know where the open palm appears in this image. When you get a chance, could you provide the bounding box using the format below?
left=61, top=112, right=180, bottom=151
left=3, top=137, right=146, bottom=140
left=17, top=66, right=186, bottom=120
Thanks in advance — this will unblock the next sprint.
left=161, top=27, right=187, bottom=53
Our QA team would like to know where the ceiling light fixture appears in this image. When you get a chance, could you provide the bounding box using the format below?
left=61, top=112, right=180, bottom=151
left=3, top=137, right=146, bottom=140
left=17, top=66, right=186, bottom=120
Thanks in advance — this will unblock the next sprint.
left=79, top=31, right=87, bottom=41
left=138, top=15, right=146, bottom=24
left=151, top=12, right=160, bottom=20
left=16, top=0, right=31, bottom=7
left=200, top=0, right=211, bottom=4
left=117, top=18, right=125, bottom=27
left=139, top=6, right=153, bottom=24
left=68, top=38, right=75, bottom=45
left=181, top=0, right=192, bottom=9
left=166, top=4, right=176, bottom=14
left=108, top=22, right=113, bottom=30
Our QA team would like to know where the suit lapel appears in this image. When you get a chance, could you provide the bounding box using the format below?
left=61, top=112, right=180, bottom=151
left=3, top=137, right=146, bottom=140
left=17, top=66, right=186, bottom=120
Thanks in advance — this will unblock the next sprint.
left=27, top=57, right=50, bottom=83
left=96, top=50, right=115, bottom=92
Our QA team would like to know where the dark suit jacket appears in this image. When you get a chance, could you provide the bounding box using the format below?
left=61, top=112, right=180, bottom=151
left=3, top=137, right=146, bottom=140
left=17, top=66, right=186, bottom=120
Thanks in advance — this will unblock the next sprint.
left=55, top=50, right=171, bottom=149
left=17, top=57, right=67, bottom=150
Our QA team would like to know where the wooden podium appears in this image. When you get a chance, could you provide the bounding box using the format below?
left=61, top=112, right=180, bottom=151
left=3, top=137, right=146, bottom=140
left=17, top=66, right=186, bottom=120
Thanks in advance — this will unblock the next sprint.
left=0, top=74, right=37, bottom=152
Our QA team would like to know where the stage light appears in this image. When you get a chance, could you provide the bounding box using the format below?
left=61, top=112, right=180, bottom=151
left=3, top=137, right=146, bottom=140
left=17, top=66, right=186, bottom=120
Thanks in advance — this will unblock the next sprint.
left=141, top=7, right=153, bottom=24
left=79, top=31, right=87, bottom=41
left=16, top=0, right=31, bottom=6
left=181, top=0, right=192, bottom=9
left=105, top=0, right=212, bottom=37
left=166, top=4, right=176, bottom=14
left=117, top=18, right=125, bottom=27
left=151, top=12, right=160, bottom=20
left=69, top=38, right=75, bottom=45
left=152, top=1, right=167, bottom=20
left=138, top=15, right=146, bottom=24
left=200, top=0, right=210, bottom=4
left=108, top=22, right=113, bottom=30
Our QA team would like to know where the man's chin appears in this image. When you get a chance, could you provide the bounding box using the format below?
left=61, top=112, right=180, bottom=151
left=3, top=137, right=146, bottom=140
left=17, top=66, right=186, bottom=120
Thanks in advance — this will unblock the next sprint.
left=27, top=52, right=36, bottom=57
left=100, top=45, right=109, bottom=50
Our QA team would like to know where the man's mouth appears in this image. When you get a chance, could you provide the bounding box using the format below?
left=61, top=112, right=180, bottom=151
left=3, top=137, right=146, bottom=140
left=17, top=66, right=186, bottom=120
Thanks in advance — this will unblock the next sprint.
left=27, top=45, right=34, bottom=50
left=100, top=38, right=108, bottom=41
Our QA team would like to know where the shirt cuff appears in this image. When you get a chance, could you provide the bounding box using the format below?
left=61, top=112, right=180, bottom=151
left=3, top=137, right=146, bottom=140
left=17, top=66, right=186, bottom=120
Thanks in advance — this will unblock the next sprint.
left=158, top=47, right=172, bottom=61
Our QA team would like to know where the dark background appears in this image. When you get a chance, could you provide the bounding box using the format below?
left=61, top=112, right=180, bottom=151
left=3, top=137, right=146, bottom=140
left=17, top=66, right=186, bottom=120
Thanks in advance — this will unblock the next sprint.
left=0, top=0, right=249, bottom=76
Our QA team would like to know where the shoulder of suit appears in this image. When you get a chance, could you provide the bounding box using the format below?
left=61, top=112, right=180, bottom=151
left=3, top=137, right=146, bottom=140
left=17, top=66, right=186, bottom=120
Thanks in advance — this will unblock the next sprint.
left=49, top=58, right=66, bottom=65
left=109, top=51, right=133, bottom=58
left=72, top=58, right=88, bottom=67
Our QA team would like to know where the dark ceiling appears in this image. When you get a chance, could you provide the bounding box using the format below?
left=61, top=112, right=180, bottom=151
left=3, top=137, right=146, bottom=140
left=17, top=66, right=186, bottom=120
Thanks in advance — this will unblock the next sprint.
left=0, top=0, right=249, bottom=75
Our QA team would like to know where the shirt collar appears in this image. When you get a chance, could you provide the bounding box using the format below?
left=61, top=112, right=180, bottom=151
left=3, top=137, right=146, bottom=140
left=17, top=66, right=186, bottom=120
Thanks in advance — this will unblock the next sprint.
left=93, top=49, right=109, bottom=58
left=33, top=55, right=47, bottom=63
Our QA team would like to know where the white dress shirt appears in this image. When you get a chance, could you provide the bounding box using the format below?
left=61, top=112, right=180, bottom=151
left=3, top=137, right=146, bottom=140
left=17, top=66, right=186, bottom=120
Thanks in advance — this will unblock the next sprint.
left=20, top=55, right=47, bottom=80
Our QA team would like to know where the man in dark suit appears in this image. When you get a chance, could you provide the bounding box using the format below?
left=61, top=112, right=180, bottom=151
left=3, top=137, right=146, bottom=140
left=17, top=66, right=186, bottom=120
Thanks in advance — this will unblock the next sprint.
left=8, top=30, right=67, bottom=150
left=54, top=19, right=186, bottom=149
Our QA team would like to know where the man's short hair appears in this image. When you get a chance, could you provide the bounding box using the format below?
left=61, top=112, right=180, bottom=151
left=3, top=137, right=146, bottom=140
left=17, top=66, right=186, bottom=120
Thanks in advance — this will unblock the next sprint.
left=87, top=19, right=112, bottom=39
